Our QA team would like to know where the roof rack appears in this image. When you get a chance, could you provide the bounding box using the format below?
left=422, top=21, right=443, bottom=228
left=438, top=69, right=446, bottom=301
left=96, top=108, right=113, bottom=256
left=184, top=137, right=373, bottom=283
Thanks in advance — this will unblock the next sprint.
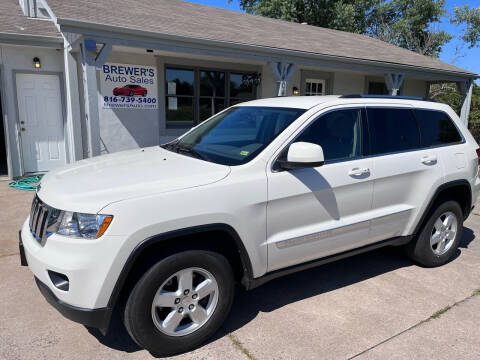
left=340, top=94, right=434, bottom=101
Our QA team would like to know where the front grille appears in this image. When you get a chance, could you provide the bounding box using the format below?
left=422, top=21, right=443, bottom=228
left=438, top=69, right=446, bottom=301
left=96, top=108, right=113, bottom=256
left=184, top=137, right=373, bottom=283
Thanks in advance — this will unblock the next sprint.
left=29, top=195, right=59, bottom=246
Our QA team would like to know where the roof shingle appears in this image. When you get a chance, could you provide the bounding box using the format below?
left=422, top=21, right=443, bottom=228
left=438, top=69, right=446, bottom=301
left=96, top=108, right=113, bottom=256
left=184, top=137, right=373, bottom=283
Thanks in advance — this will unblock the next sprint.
left=0, top=0, right=60, bottom=39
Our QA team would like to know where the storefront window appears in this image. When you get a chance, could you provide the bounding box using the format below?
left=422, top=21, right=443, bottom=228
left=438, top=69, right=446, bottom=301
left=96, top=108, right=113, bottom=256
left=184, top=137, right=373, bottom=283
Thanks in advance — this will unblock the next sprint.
left=229, top=73, right=256, bottom=104
left=165, top=67, right=258, bottom=127
left=199, top=71, right=226, bottom=122
left=166, top=68, right=195, bottom=125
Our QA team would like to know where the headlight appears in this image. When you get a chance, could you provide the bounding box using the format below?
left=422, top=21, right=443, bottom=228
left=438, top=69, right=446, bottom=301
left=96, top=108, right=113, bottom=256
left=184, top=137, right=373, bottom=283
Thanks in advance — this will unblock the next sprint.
left=56, top=211, right=113, bottom=239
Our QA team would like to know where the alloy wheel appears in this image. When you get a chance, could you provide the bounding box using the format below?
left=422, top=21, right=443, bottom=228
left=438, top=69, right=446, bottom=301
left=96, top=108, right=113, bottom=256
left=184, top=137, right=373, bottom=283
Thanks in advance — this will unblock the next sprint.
left=151, top=267, right=219, bottom=336
left=430, top=211, right=457, bottom=255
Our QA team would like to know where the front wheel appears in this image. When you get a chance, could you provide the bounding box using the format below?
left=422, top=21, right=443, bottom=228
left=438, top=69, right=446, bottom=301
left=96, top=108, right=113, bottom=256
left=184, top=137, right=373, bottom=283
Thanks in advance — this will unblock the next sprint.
left=124, top=250, right=235, bottom=356
left=407, top=200, right=463, bottom=267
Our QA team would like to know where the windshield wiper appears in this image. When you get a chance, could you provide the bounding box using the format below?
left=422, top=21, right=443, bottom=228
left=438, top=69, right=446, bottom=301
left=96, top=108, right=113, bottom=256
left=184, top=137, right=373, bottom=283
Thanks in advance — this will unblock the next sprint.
left=162, top=142, right=209, bottom=162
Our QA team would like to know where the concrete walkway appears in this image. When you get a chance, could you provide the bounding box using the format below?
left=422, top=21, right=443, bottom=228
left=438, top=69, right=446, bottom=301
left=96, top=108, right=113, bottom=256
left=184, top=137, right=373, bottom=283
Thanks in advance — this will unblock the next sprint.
left=1, top=181, right=479, bottom=359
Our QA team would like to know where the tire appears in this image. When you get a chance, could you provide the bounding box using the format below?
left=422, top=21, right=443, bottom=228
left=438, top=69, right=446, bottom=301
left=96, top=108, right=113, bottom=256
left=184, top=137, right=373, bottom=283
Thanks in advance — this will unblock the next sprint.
left=124, top=250, right=235, bottom=356
left=142, top=91, right=147, bottom=97
left=129, top=90, right=133, bottom=96
left=407, top=200, right=463, bottom=267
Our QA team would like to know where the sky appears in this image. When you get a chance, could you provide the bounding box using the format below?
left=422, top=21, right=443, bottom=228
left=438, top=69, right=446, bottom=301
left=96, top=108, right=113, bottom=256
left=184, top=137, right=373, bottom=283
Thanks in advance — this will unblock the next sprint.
left=187, top=0, right=480, bottom=80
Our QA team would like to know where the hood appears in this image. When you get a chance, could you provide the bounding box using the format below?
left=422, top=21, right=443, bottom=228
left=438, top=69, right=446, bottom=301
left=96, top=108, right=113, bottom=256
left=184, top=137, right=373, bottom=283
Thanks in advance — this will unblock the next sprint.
left=37, top=146, right=230, bottom=213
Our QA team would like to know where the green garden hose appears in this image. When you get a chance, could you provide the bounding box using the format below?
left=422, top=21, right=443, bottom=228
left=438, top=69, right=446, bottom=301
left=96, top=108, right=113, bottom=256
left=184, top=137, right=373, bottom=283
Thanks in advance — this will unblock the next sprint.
left=8, top=175, right=43, bottom=191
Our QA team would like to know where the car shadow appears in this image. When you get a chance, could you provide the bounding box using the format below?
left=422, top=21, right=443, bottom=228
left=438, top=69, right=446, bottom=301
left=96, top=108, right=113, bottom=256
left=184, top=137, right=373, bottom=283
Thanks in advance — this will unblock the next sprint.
left=86, top=225, right=476, bottom=357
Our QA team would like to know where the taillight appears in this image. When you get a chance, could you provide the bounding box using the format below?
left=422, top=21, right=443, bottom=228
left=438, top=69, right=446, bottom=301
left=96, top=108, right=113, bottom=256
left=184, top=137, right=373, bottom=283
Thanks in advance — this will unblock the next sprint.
left=476, top=148, right=480, bottom=165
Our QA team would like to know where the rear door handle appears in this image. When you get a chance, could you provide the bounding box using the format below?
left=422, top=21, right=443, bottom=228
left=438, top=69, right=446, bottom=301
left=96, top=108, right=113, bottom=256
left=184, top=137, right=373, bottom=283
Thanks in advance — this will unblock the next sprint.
left=348, top=167, right=370, bottom=177
left=421, top=155, right=437, bottom=164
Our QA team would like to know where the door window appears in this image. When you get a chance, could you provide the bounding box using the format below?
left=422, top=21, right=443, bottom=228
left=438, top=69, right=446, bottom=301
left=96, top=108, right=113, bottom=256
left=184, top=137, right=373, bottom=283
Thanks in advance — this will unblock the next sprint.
left=413, top=109, right=462, bottom=147
left=295, top=108, right=363, bottom=162
left=305, top=79, right=326, bottom=96
left=367, top=108, right=420, bottom=155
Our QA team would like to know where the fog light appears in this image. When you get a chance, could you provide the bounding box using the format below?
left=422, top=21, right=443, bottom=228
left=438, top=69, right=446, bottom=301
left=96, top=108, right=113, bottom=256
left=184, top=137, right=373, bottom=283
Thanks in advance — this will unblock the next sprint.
left=48, top=270, right=69, bottom=291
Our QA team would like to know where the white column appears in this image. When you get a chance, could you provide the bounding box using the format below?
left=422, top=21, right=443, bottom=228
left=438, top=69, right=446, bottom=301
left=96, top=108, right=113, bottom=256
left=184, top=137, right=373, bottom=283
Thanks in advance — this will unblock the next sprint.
left=80, top=39, right=111, bottom=157
left=270, top=62, right=296, bottom=96
left=459, top=79, right=473, bottom=126
left=385, top=73, right=405, bottom=95
left=80, top=39, right=100, bottom=157
left=63, top=39, right=83, bottom=162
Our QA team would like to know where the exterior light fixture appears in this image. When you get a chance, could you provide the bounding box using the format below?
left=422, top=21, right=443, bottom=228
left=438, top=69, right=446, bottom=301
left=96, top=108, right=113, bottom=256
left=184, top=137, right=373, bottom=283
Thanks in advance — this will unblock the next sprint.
left=33, top=57, right=41, bottom=69
left=293, top=87, right=300, bottom=95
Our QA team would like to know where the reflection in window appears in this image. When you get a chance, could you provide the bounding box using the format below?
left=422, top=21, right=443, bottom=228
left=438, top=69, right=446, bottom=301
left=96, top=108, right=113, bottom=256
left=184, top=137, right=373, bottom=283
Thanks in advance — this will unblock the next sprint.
left=414, top=110, right=462, bottom=147
left=166, top=97, right=194, bottom=123
left=229, top=73, right=256, bottom=103
left=367, top=108, right=420, bottom=154
left=296, top=109, right=363, bottom=161
left=166, top=68, right=195, bottom=124
left=200, top=71, right=225, bottom=122
left=165, top=68, right=259, bottom=126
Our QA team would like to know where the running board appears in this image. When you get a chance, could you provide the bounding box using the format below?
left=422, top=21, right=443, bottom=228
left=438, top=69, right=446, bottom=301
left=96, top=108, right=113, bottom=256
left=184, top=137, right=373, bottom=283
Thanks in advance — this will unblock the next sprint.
left=244, top=236, right=413, bottom=290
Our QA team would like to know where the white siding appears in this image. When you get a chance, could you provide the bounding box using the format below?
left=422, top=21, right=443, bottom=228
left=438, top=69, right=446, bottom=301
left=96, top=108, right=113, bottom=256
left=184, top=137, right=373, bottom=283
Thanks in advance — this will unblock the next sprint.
left=402, top=78, right=427, bottom=97
left=0, top=44, right=64, bottom=178
left=333, top=71, right=365, bottom=94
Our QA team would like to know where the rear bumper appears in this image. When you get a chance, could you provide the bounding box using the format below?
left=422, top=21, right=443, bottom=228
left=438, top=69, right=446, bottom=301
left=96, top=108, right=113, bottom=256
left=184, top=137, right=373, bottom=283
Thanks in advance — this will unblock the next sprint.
left=34, top=276, right=112, bottom=331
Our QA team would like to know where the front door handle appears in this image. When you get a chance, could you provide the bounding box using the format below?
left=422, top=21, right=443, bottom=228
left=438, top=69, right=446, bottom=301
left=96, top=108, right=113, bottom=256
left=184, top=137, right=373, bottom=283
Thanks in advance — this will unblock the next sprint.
left=421, top=155, right=437, bottom=164
left=348, top=167, right=370, bottom=177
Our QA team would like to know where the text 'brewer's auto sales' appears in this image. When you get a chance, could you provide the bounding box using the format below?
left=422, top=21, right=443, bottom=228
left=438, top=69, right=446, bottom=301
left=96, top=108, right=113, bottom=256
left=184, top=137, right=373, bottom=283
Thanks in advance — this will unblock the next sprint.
left=100, top=63, right=158, bottom=109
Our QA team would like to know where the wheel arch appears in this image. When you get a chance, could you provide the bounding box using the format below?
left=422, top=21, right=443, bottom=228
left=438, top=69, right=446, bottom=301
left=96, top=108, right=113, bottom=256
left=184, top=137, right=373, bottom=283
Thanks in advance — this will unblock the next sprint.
left=106, top=223, right=254, bottom=312
left=413, top=179, right=472, bottom=235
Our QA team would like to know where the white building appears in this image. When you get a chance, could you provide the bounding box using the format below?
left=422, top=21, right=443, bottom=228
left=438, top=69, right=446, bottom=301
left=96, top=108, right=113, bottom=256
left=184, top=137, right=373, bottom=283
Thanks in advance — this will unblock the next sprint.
left=0, top=0, right=477, bottom=178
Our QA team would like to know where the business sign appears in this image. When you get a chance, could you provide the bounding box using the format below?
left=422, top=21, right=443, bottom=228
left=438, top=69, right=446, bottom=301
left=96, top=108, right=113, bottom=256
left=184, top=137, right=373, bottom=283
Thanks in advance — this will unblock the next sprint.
left=100, top=63, right=158, bottom=109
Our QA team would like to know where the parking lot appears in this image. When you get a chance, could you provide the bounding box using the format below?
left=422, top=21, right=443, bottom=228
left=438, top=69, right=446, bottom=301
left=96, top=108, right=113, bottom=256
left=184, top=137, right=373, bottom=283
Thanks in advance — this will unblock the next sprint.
left=1, top=181, right=479, bottom=360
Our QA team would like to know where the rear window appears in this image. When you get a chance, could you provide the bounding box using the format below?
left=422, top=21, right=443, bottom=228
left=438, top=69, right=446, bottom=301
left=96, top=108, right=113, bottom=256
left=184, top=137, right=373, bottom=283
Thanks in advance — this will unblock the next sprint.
left=367, top=108, right=420, bottom=155
left=414, top=109, right=462, bottom=147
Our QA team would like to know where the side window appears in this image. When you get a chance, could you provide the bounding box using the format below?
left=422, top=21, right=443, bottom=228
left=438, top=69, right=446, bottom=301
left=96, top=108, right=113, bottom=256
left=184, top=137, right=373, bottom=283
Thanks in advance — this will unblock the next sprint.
left=296, top=109, right=363, bottom=162
left=414, top=109, right=462, bottom=147
left=367, top=108, right=420, bottom=155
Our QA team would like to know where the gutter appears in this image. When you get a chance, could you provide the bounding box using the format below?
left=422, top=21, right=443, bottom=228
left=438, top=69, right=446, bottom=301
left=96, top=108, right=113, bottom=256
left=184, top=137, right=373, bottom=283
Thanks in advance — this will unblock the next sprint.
left=56, top=17, right=478, bottom=80
left=0, top=32, right=63, bottom=47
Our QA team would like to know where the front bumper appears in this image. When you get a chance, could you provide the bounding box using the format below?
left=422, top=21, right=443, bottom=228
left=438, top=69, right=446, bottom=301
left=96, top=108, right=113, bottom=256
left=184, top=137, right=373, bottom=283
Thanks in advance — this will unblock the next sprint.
left=20, top=218, right=125, bottom=330
left=34, top=276, right=112, bottom=330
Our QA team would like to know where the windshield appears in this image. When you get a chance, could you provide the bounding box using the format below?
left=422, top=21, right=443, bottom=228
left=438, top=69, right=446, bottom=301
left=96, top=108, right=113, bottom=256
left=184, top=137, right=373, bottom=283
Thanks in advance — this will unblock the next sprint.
left=163, top=106, right=306, bottom=166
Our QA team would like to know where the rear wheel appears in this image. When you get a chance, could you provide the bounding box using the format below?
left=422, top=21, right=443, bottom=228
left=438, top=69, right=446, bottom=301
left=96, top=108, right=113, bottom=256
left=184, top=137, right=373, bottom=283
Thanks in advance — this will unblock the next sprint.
left=124, top=250, right=235, bottom=356
left=129, top=90, right=134, bottom=96
left=407, top=200, right=463, bottom=267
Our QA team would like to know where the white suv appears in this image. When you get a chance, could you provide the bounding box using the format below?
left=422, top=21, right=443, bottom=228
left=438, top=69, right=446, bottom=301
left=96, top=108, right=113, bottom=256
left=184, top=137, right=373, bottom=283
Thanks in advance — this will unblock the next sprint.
left=20, top=95, right=480, bottom=355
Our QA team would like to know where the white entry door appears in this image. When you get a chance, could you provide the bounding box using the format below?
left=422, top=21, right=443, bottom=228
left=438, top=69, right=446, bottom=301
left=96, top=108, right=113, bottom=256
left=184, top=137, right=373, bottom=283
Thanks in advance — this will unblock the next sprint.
left=16, top=73, right=66, bottom=173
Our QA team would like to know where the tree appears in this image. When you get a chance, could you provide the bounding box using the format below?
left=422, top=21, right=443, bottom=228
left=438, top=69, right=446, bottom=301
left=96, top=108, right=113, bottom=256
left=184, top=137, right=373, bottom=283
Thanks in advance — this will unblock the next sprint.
left=369, top=0, right=452, bottom=56
left=236, top=0, right=452, bottom=56
left=451, top=5, right=480, bottom=49
left=430, top=82, right=480, bottom=125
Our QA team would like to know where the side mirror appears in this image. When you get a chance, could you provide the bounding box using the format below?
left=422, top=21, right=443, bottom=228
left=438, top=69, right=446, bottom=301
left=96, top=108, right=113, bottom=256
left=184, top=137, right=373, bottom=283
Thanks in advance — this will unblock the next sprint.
left=278, top=142, right=325, bottom=170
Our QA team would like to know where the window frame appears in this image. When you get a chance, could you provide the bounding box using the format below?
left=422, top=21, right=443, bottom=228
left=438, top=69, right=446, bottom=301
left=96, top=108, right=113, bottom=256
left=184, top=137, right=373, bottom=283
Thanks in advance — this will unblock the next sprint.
left=165, top=65, right=259, bottom=128
left=365, top=106, right=422, bottom=157
left=411, top=108, right=465, bottom=150
left=272, top=106, right=369, bottom=171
